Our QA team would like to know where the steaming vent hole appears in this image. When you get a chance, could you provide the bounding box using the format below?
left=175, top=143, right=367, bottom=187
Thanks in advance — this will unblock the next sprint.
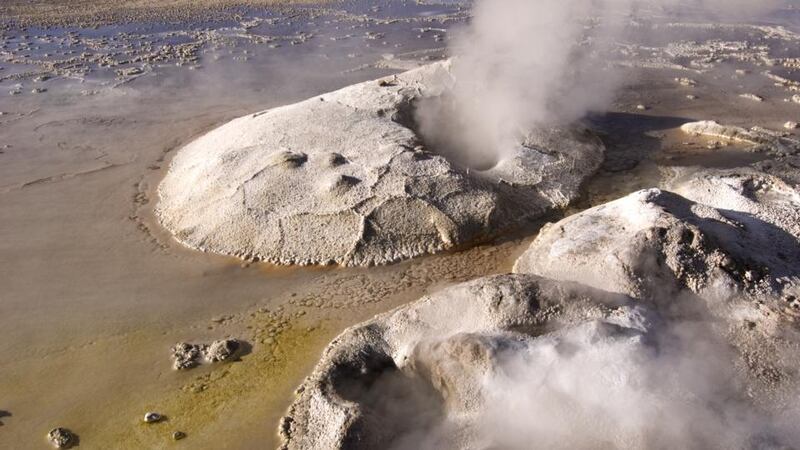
left=392, top=95, right=501, bottom=172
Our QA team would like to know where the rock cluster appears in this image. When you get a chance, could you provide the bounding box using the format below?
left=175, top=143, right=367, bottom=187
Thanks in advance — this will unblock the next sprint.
left=170, top=339, right=241, bottom=370
left=156, top=61, right=604, bottom=266
left=47, top=427, right=74, bottom=448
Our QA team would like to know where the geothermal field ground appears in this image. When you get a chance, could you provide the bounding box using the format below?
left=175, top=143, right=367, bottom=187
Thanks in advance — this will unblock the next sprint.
left=2, top=0, right=800, bottom=449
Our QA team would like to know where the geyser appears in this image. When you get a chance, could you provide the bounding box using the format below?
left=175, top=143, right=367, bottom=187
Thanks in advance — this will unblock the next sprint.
left=156, top=61, right=604, bottom=266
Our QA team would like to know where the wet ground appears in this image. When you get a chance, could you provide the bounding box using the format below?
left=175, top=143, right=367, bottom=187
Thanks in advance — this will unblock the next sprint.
left=1, top=1, right=800, bottom=449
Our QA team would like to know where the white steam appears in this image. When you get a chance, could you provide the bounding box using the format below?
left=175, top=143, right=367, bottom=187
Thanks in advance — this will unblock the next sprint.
left=415, top=0, right=781, bottom=168
left=393, top=1, right=797, bottom=448
left=478, top=317, right=799, bottom=449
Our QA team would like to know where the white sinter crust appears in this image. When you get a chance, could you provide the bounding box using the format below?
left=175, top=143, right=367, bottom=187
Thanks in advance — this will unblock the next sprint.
left=156, top=61, right=604, bottom=266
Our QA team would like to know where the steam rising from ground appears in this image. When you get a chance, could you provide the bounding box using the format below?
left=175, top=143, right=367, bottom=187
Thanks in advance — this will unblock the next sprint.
left=415, top=0, right=781, bottom=168
left=389, top=293, right=800, bottom=450
left=479, top=316, right=800, bottom=449
left=408, top=2, right=794, bottom=448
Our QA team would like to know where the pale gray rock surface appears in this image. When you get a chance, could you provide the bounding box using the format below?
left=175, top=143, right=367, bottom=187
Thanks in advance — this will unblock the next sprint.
left=156, top=61, right=604, bottom=266
left=512, top=167, right=800, bottom=416
left=278, top=274, right=648, bottom=449
left=204, top=338, right=241, bottom=363
left=670, top=168, right=800, bottom=241
left=171, top=342, right=202, bottom=370
left=513, top=171, right=800, bottom=309
left=47, top=428, right=74, bottom=448
left=680, top=120, right=800, bottom=156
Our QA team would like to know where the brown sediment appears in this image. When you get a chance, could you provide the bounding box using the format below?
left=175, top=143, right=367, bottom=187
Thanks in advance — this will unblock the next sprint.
left=83, top=236, right=525, bottom=448
left=96, top=321, right=330, bottom=448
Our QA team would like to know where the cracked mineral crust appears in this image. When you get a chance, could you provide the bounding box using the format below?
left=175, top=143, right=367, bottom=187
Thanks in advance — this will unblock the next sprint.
left=156, top=61, right=604, bottom=266
left=513, top=168, right=800, bottom=310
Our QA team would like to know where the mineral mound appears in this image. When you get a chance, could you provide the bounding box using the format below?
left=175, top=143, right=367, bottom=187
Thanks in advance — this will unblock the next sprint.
left=514, top=169, right=800, bottom=309
left=156, top=61, right=604, bottom=266
left=279, top=274, right=645, bottom=449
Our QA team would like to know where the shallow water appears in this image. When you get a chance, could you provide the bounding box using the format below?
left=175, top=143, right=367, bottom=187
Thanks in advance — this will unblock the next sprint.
left=0, top=4, right=474, bottom=448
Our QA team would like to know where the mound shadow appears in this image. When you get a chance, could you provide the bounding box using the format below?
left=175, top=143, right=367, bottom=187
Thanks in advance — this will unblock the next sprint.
left=587, top=112, right=692, bottom=172
left=330, top=347, right=447, bottom=449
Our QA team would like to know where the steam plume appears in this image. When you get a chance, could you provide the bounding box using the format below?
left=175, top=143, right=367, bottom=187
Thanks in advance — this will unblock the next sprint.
left=415, top=0, right=781, bottom=169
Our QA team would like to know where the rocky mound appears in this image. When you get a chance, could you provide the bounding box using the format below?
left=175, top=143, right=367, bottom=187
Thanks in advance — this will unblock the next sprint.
left=279, top=274, right=649, bottom=449
left=680, top=120, right=800, bottom=156
left=670, top=168, right=800, bottom=240
left=156, top=61, right=604, bottom=266
left=514, top=170, right=800, bottom=312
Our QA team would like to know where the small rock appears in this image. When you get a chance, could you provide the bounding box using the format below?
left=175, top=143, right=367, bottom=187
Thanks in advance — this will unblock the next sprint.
left=785, top=121, right=799, bottom=130
left=792, top=94, right=800, bottom=104
left=739, top=93, right=763, bottom=102
left=172, top=431, right=187, bottom=440
left=47, top=428, right=74, bottom=448
left=31, top=88, right=47, bottom=94
left=204, top=339, right=240, bottom=363
left=171, top=342, right=201, bottom=370
left=636, top=104, right=648, bottom=111
left=686, top=94, right=698, bottom=100
left=115, top=67, right=143, bottom=78
left=143, top=412, right=163, bottom=424
left=719, top=255, right=736, bottom=270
